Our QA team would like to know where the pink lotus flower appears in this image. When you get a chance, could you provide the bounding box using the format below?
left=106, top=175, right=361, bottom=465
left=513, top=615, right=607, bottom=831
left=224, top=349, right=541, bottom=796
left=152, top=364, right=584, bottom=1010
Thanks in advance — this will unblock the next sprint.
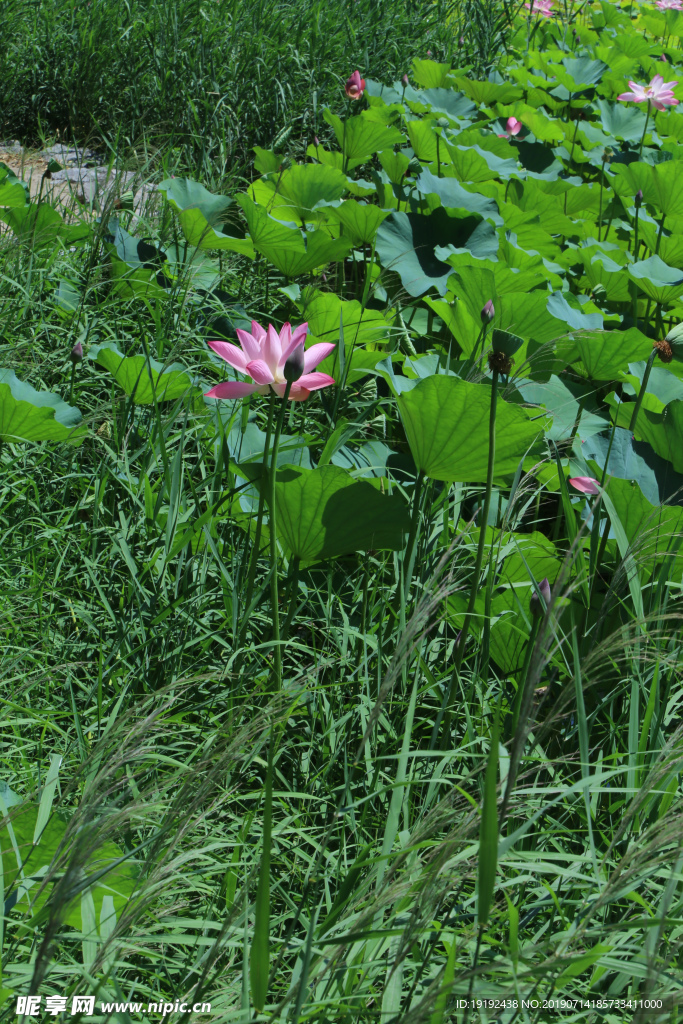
left=569, top=476, right=601, bottom=495
left=498, top=116, right=523, bottom=138
left=345, top=71, right=366, bottom=101
left=656, top=0, right=682, bottom=9
left=525, top=0, right=554, bottom=16
left=617, top=74, right=679, bottom=111
left=204, top=321, right=335, bottom=402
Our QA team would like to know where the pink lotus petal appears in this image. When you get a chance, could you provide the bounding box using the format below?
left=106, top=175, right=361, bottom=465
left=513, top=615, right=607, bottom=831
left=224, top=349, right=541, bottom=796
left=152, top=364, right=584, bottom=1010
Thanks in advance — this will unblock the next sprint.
left=245, top=359, right=275, bottom=385
left=204, top=381, right=266, bottom=399
left=278, top=322, right=309, bottom=372
left=250, top=320, right=266, bottom=344
left=273, top=381, right=311, bottom=401
left=303, top=342, right=336, bottom=372
left=235, top=327, right=263, bottom=361
left=569, top=476, right=601, bottom=495
left=263, top=324, right=282, bottom=374
left=297, top=372, right=336, bottom=391
left=208, top=340, right=250, bottom=372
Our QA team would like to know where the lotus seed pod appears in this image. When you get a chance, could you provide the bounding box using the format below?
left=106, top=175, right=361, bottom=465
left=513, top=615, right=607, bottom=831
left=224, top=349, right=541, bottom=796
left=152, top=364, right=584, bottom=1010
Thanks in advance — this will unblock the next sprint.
left=662, top=322, right=683, bottom=362
left=491, top=328, right=524, bottom=357
left=283, top=341, right=305, bottom=383
left=488, top=350, right=514, bottom=375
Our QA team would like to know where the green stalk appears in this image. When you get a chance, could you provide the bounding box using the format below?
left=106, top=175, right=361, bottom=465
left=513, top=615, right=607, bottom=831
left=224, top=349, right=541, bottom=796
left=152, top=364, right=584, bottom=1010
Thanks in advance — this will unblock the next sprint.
left=508, top=617, right=541, bottom=740
left=402, top=469, right=425, bottom=603
left=441, top=371, right=499, bottom=744
left=268, top=382, right=293, bottom=689
left=638, top=101, right=651, bottom=160
left=68, top=362, right=76, bottom=405
left=629, top=347, right=656, bottom=436
left=243, top=391, right=277, bottom=618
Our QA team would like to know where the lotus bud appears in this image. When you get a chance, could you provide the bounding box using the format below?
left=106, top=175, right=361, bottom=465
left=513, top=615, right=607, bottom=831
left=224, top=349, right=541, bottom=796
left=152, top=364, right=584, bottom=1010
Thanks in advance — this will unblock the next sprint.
left=402, top=74, right=409, bottom=87
left=530, top=577, right=551, bottom=618
left=481, top=299, right=495, bottom=323
left=407, top=156, right=422, bottom=177
left=283, top=341, right=305, bottom=383
left=437, top=116, right=449, bottom=129
left=635, top=189, right=643, bottom=208
left=427, top=49, right=433, bottom=57
left=70, top=341, right=83, bottom=364
left=590, top=283, right=607, bottom=302
left=345, top=70, right=366, bottom=100
left=314, top=136, right=320, bottom=147
left=602, top=147, right=613, bottom=163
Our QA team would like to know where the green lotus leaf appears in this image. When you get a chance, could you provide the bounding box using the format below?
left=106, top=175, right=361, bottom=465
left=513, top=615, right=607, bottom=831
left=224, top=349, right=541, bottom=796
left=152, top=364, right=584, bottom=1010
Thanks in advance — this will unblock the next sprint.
left=89, top=342, right=199, bottom=405
left=327, top=200, right=390, bottom=245
left=0, top=163, right=28, bottom=207
left=0, top=203, right=64, bottom=246
left=410, top=59, right=453, bottom=88
left=557, top=57, right=608, bottom=89
left=453, top=78, right=523, bottom=106
left=272, top=464, right=410, bottom=562
left=568, top=327, right=652, bottom=381
left=612, top=398, right=683, bottom=473
left=237, top=195, right=352, bottom=277
left=406, top=120, right=441, bottom=163
left=419, top=87, right=476, bottom=119
left=595, top=100, right=648, bottom=143
left=612, top=161, right=683, bottom=219
left=415, top=168, right=503, bottom=224
left=158, top=177, right=255, bottom=256
left=598, top=476, right=683, bottom=583
left=446, top=145, right=518, bottom=183
left=0, top=370, right=85, bottom=444
left=301, top=291, right=390, bottom=383
left=581, top=427, right=683, bottom=506
left=1, top=802, right=138, bottom=931
left=398, top=375, right=544, bottom=483
left=514, top=375, right=609, bottom=442
left=628, top=256, right=683, bottom=305
left=322, top=109, right=404, bottom=163
left=376, top=206, right=497, bottom=297
left=253, top=163, right=348, bottom=222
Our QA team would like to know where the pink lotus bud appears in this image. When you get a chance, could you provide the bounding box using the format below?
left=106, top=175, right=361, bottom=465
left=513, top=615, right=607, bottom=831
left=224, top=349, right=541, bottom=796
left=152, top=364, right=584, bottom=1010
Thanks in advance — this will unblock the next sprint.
left=635, top=189, right=643, bottom=207
left=402, top=74, right=409, bottom=86
left=661, top=53, right=668, bottom=61
left=283, top=341, right=305, bottom=383
left=314, top=136, right=320, bottom=146
left=345, top=70, right=366, bottom=100
left=460, top=35, right=465, bottom=45
left=70, top=341, right=83, bottom=364
left=506, top=116, right=522, bottom=136
left=530, top=577, right=551, bottom=618
left=481, top=300, right=495, bottom=323
left=569, top=476, right=600, bottom=495
left=427, top=49, right=432, bottom=57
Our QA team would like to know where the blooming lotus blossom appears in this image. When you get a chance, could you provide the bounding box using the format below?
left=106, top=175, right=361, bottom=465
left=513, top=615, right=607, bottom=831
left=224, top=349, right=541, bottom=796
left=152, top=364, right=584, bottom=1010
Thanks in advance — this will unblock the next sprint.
left=569, top=476, right=601, bottom=495
left=498, top=116, right=522, bottom=138
left=205, top=321, right=335, bottom=402
left=617, top=74, right=679, bottom=111
left=525, top=0, right=554, bottom=17
left=345, top=71, right=366, bottom=100
left=656, top=0, right=682, bottom=9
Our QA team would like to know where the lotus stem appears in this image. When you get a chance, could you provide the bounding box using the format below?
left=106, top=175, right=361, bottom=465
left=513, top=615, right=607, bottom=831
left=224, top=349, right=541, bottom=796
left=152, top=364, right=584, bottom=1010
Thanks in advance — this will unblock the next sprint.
left=402, top=469, right=425, bottom=602
left=268, top=382, right=293, bottom=689
left=441, top=370, right=499, bottom=745
left=243, top=391, right=276, bottom=619
left=629, top=347, right=657, bottom=436
left=638, top=101, right=651, bottom=160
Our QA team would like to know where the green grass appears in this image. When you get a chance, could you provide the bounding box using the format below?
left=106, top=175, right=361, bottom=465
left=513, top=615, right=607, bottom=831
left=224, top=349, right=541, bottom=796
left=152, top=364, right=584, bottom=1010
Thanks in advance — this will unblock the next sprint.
left=2, top=0, right=683, bottom=1021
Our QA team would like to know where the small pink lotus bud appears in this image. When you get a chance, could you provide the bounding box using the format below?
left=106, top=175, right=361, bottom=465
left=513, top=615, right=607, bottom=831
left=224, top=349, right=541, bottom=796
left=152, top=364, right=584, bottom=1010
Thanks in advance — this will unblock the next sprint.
left=460, top=35, right=465, bottom=45
left=283, top=341, right=305, bottom=383
left=568, top=476, right=600, bottom=495
left=314, top=136, right=320, bottom=146
left=530, top=577, right=551, bottom=618
left=427, top=49, right=432, bottom=57
left=70, top=341, right=83, bottom=364
left=345, top=70, right=366, bottom=100
left=661, top=53, right=668, bottom=61
left=505, top=116, right=522, bottom=137
left=635, top=189, right=643, bottom=207
left=402, top=74, right=409, bottom=87
left=481, top=299, right=495, bottom=323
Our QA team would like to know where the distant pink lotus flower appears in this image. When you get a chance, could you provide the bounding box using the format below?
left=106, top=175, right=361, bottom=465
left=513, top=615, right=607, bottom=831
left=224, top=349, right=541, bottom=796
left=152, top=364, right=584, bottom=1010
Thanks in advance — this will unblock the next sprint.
left=498, top=116, right=523, bottom=138
left=569, top=476, right=601, bottom=495
left=345, top=70, right=366, bottom=100
left=656, top=0, right=682, bottom=9
left=618, top=74, right=679, bottom=111
left=205, top=321, right=335, bottom=402
left=525, top=0, right=554, bottom=17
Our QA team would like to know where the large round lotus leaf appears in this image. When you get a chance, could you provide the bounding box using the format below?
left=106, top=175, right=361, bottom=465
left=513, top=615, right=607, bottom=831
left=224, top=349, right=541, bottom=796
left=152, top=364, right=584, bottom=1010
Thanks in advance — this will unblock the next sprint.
left=237, top=195, right=351, bottom=277
left=88, top=343, right=199, bottom=405
left=376, top=208, right=497, bottom=297
left=0, top=203, right=64, bottom=246
left=628, top=256, right=683, bottom=305
left=0, top=163, right=29, bottom=207
left=581, top=427, right=683, bottom=507
left=398, top=375, right=544, bottom=483
left=1, top=802, right=138, bottom=930
left=327, top=200, right=390, bottom=245
left=254, top=164, right=348, bottom=222
left=613, top=398, right=683, bottom=474
left=158, top=177, right=255, bottom=257
left=0, top=370, right=85, bottom=444
left=597, top=476, right=683, bottom=583
left=322, top=109, right=404, bottom=163
left=569, top=327, right=652, bottom=381
left=272, top=464, right=410, bottom=563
